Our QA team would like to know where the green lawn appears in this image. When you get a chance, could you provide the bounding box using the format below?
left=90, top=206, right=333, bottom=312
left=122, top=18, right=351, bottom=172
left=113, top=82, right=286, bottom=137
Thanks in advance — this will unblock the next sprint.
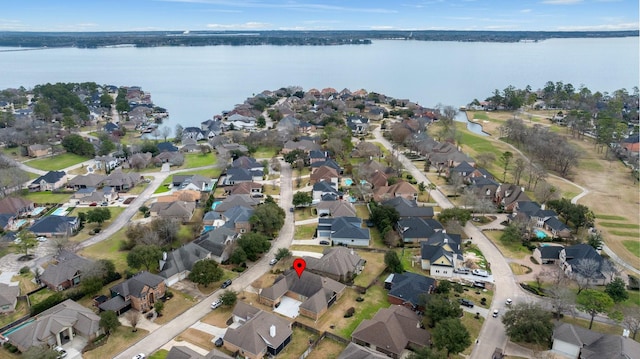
left=484, top=230, right=532, bottom=259
left=23, top=191, right=72, bottom=204
left=27, top=153, right=88, bottom=171
left=622, top=240, right=640, bottom=258
left=149, top=350, right=169, bottom=359
left=184, top=153, right=217, bottom=168
left=78, top=227, right=129, bottom=269
left=338, top=285, right=389, bottom=338
left=598, top=222, right=640, bottom=229
left=294, top=224, right=317, bottom=240
left=471, top=112, right=490, bottom=120
left=596, top=214, right=627, bottom=220
left=253, top=147, right=279, bottom=159
left=611, top=231, right=640, bottom=237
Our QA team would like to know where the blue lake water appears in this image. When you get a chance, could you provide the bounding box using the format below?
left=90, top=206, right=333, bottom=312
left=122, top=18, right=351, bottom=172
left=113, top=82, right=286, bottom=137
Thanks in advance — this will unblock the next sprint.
left=0, top=37, right=637, bottom=129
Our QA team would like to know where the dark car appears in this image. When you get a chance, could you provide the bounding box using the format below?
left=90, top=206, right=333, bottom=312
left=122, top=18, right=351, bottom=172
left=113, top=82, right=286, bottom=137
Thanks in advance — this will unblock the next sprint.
left=89, top=202, right=97, bottom=207
left=459, top=298, right=474, bottom=308
left=215, top=337, right=224, bottom=347
left=319, top=240, right=330, bottom=245
left=221, top=279, right=232, bottom=289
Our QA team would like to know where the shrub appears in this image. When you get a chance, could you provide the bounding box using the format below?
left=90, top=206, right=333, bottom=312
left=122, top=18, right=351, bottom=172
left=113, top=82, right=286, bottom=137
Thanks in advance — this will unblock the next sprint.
left=165, top=290, right=174, bottom=299
left=19, top=266, right=30, bottom=275
left=628, top=275, right=640, bottom=291
left=529, top=256, right=539, bottom=265
left=232, top=267, right=246, bottom=272
left=355, top=297, right=364, bottom=302
left=344, top=307, right=355, bottom=318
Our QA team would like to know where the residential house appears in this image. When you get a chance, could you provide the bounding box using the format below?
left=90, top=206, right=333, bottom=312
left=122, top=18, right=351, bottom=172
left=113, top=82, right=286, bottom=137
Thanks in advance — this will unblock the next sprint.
left=153, top=151, right=183, bottom=166
left=221, top=206, right=254, bottom=234
left=200, top=118, right=224, bottom=135
left=149, top=201, right=196, bottom=222
left=222, top=167, right=262, bottom=185
left=103, top=169, right=141, bottom=191
left=303, top=247, right=366, bottom=283
left=282, top=139, right=321, bottom=154
left=559, top=244, right=607, bottom=285
left=29, top=171, right=67, bottom=192
left=347, top=115, right=370, bottom=135
left=544, top=217, right=572, bottom=238
left=94, top=155, right=120, bottom=171
left=310, top=166, right=339, bottom=185
left=0, top=197, right=34, bottom=217
left=351, top=305, right=431, bottom=359
left=223, top=304, right=293, bottom=359
left=27, top=144, right=51, bottom=158
left=259, top=270, right=346, bottom=321
left=227, top=182, right=262, bottom=196
left=312, top=180, right=341, bottom=203
left=99, top=271, right=166, bottom=315
left=202, top=211, right=224, bottom=228
left=157, top=141, right=179, bottom=152
left=156, top=190, right=202, bottom=205
left=310, top=158, right=342, bottom=174
left=72, top=186, right=118, bottom=205
left=0, top=283, right=19, bottom=313
left=40, top=249, right=94, bottom=291
left=172, top=174, right=215, bottom=192
left=316, top=200, right=356, bottom=218
left=512, top=201, right=559, bottom=229
left=158, top=242, right=210, bottom=286
left=29, top=216, right=79, bottom=237
left=337, top=342, right=388, bottom=359
left=470, top=176, right=500, bottom=202
left=382, top=197, right=434, bottom=219
left=384, top=272, right=436, bottom=310
left=448, top=161, right=476, bottom=181
left=215, top=143, right=248, bottom=158
left=494, top=184, right=530, bottom=212
left=194, top=226, right=237, bottom=263
left=373, top=181, right=418, bottom=202
left=396, top=217, right=442, bottom=244
left=180, top=138, right=200, bottom=153
left=369, top=171, right=389, bottom=189
left=224, top=113, right=257, bottom=131
left=214, top=194, right=260, bottom=213
left=67, top=173, right=106, bottom=190
left=183, top=127, right=206, bottom=141
left=6, top=299, right=102, bottom=352
left=232, top=156, right=263, bottom=172
left=533, top=244, right=564, bottom=265
left=420, top=234, right=463, bottom=278
left=103, top=122, right=119, bottom=133
left=166, top=346, right=232, bottom=359
left=317, top=216, right=370, bottom=247
left=551, top=322, right=640, bottom=359
left=309, top=150, right=329, bottom=165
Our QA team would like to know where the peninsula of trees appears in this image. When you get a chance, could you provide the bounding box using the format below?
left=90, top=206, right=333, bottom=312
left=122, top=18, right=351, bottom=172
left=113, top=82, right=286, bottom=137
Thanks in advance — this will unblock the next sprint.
left=0, top=30, right=636, bottom=49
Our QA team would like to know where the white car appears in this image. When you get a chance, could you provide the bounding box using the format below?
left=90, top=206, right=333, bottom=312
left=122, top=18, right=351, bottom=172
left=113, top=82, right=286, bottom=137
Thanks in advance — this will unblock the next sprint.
left=472, top=269, right=489, bottom=277
left=36, top=236, right=48, bottom=242
left=132, top=354, right=146, bottom=359
left=506, top=298, right=513, bottom=305
left=54, top=346, right=68, bottom=358
left=269, top=258, right=278, bottom=265
left=492, top=309, right=499, bottom=318
left=211, top=299, right=223, bottom=309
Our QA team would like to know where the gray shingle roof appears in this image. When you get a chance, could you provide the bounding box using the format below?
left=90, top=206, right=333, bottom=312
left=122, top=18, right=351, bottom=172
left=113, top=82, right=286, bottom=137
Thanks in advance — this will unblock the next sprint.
left=304, top=247, right=363, bottom=278
left=110, top=271, right=164, bottom=298
left=382, top=197, right=434, bottom=218
left=337, top=343, right=387, bottom=359
left=40, top=249, right=93, bottom=288
left=31, top=171, right=66, bottom=186
left=223, top=307, right=292, bottom=357
left=158, top=242, right=209, bottom=279
left=386, top=272, right=436, bottom=308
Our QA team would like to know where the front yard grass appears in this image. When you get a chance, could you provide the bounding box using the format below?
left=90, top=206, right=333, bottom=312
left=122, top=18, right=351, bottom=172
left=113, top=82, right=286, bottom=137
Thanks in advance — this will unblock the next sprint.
left=263, top=185, right=280, bottom=197
left=26, top=153, right=88, bottom=171
left=149, top=349, right=169, bottom=359
left=154, top=290, right=198, bottom=325
left=175, top=328, right=215, bottom=351
left=294, top=224, right=317, bottom=240
left=184, top=153, right=216, bottom=168
left=68, top=207, right=126, bottom=243
left=294, top=206, right=315, bottom=221
left=78, top=227, right=129, bottom=269
left=290, top=245, right=325, bottom=254
left=83, top=327, right=149, bottom=359
left=202, top=305, right=234, bottom=327
left=253, top=147, right=279, bottom=159
left=460, top=311, right=485, bottom=355
left=22, top=191, right=72, bottom=205
left=483, top=230, right=531, bottom=260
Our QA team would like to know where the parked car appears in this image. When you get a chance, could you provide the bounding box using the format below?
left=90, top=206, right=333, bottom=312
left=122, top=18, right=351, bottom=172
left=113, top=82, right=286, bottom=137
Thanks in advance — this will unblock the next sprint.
left=36, top=236, right=47, bottom=242
left=472, top=269, right=489, bottom=277
left=289, top=207, right=294, bottom=213
left=100, top=202, right=108, bottom=206
left=454, top=267, right=470, bottom=274
left=492, top=309, right=499, bottom=318
left=506, top=298, right=513, bottom=305
left=215, top=337, right=224, bottom=347
left=458, top=298, right=474, bottom=308
left=89, top=202, right=97, bottom=207
left=221, top=279, right=232, bottom=289
left=319, top=240, right=330, bottom=245
left=269, top=258, right=278, bottom=266
left=211, top=299, right=222, bottom=309
left=132, top=354, right=146, bottom=359
left=54, top=346, right=68, bottom=359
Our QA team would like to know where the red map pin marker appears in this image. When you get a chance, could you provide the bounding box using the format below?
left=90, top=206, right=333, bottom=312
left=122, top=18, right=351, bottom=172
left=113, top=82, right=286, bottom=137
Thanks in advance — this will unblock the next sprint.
left=293, top=258, right=306, bottom=278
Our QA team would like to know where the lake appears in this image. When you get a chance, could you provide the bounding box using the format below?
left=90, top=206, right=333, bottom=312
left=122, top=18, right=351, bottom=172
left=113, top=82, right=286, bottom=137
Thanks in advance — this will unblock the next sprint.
left=1, top=37, right=638, bottom=129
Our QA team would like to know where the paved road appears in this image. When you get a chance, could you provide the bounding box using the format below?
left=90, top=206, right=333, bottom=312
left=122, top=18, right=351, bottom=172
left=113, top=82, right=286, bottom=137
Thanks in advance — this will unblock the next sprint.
left=114, top=161, right=294, bottom=359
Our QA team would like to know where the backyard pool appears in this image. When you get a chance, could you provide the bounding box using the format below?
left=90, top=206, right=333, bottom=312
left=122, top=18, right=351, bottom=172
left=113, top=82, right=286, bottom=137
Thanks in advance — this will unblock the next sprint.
left=51, top=208, right=69, bottom=216
left=31, top=207, right=46, bottom=216
left=12, top=219, right=27, bottom=228
left=535, top=230, right=547, bottom=239
left=344, top=178, right=353, bottom=186
left=211, top=201, right=222, bottom=210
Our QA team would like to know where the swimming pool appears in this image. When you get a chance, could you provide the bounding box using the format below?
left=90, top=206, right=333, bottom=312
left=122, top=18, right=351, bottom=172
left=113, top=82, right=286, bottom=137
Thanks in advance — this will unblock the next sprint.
left=51, top=208, right=69, bottom=216
left=211, top=201, right=222, bottom=210
left=31, top=207, right=46, bottom=216
left=344, top=178, right=353, bottom=186
left=13, top=219, right=27, bottom=228
left=535, top=230, right=547, bottom=239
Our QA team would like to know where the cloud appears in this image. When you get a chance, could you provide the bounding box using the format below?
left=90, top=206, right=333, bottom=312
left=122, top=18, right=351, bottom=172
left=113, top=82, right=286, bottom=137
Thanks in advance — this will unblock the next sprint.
left=206, top=22, right=271, bottom=30
left=520, top=9, right=532, bottom=13
left=541, top=0, right=583, bottom=4
left=157, top=0, right=396, bottom=14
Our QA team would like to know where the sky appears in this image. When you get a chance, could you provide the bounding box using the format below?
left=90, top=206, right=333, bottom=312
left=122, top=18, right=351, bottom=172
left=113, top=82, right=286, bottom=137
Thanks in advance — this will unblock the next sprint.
left=0, top=0, right=638, bottom=32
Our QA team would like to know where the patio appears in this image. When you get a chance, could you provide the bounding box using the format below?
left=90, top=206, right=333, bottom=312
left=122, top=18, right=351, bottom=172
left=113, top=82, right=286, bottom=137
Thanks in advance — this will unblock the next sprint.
left=274, top=296, right=302, bottom=319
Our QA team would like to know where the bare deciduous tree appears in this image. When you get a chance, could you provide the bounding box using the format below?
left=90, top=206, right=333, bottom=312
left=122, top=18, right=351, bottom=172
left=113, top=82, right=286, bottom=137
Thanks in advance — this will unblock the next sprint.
left=534, top=181, right=559, bottom=204
left=548, top=285, right=576, bottom=320
left=573, top=258, right=602, bottom=294
left=622, top=306, right=640, bottom=339
left=126, top=310, right=141, bottom=332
